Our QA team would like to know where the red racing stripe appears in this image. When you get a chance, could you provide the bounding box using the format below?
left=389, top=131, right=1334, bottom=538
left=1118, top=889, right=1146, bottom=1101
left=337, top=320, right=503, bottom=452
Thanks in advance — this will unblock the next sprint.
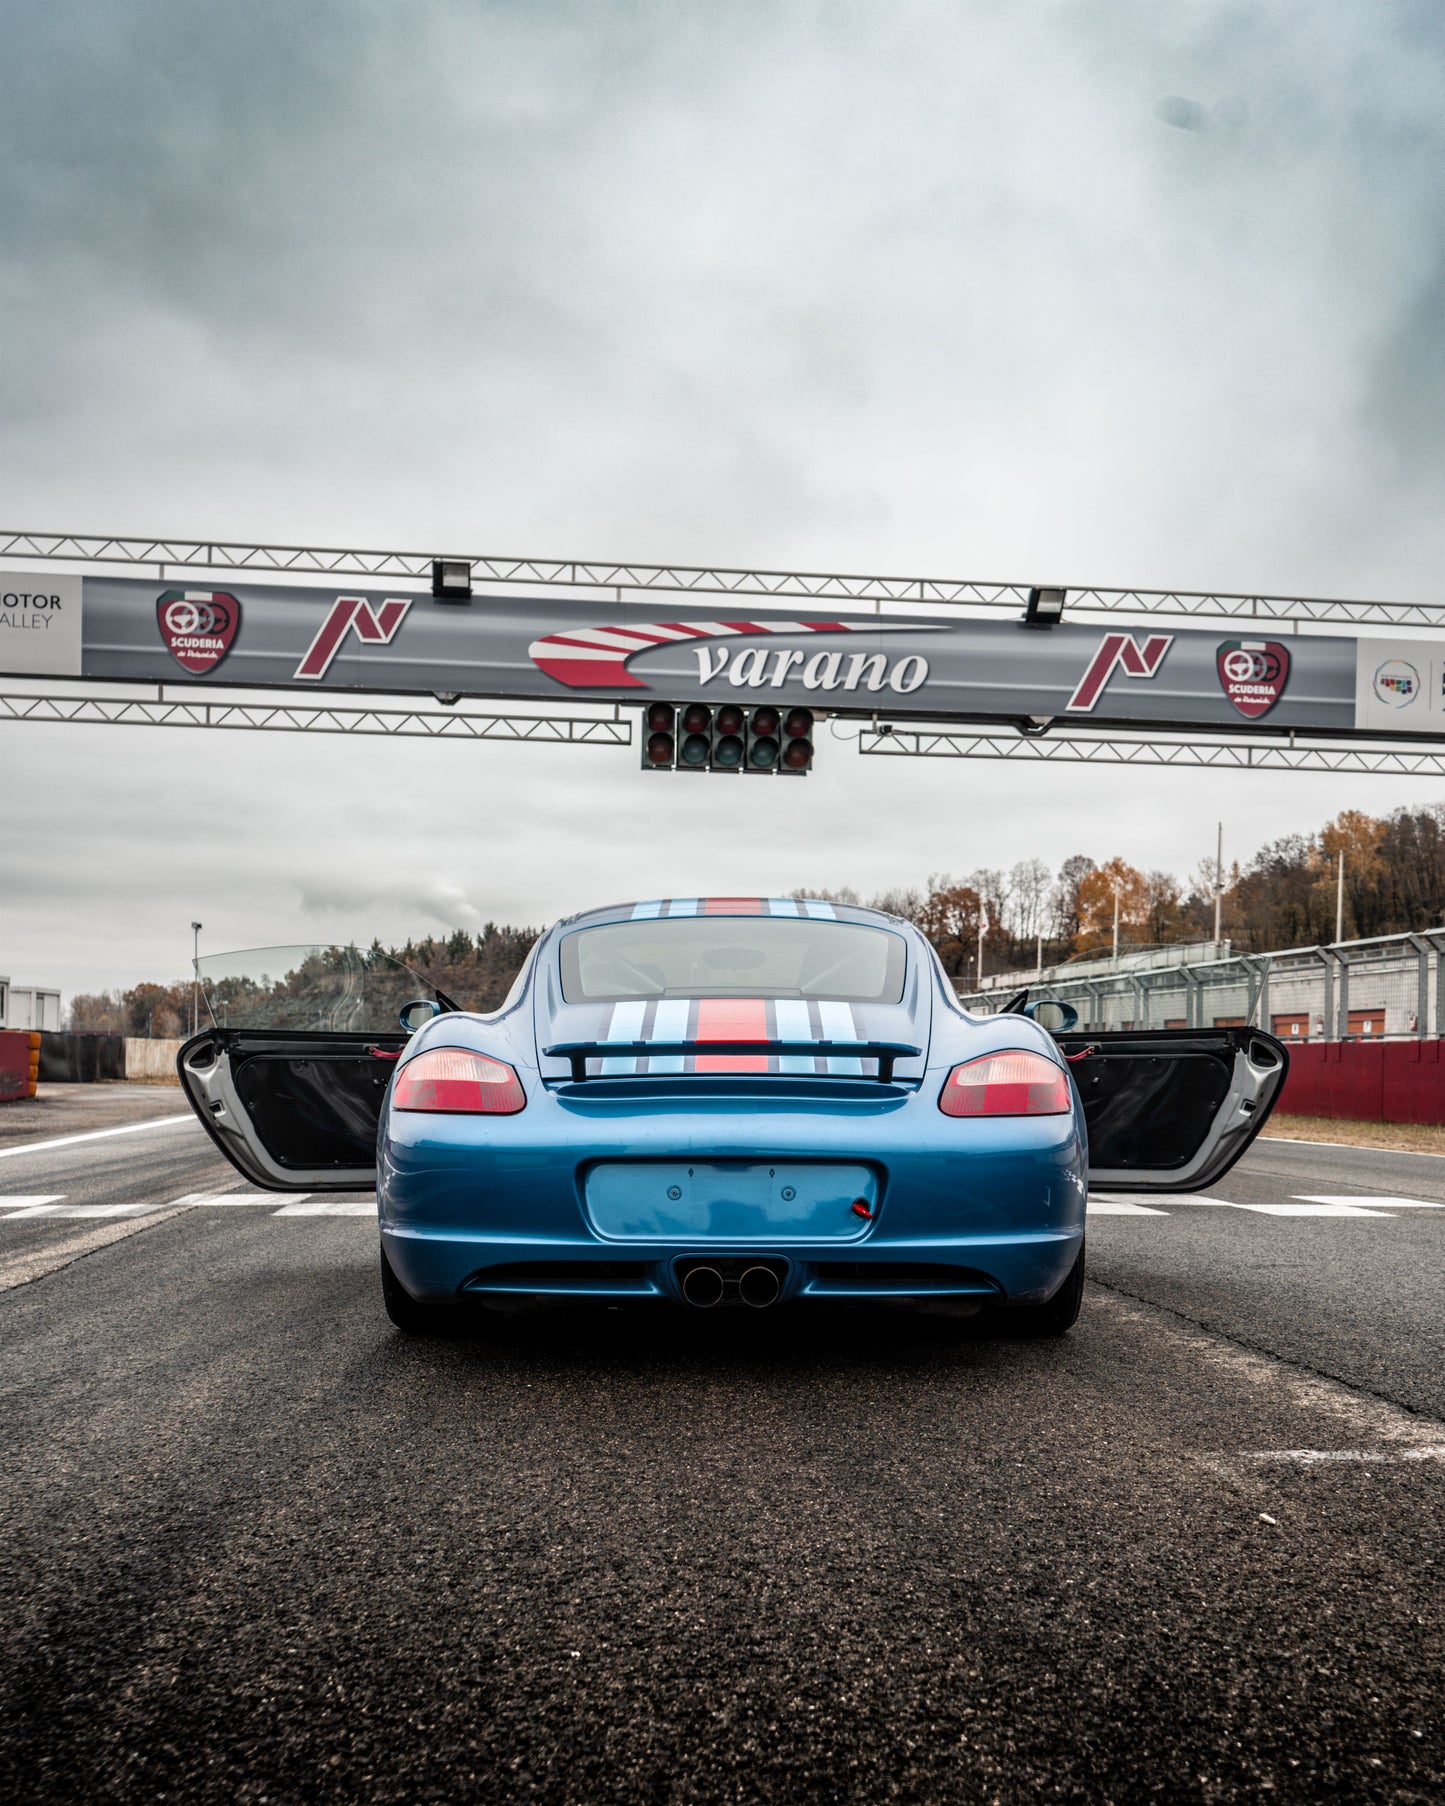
left=701, top=897, right=764, bottom=915
left=695, top=997, right=768, bottom=1072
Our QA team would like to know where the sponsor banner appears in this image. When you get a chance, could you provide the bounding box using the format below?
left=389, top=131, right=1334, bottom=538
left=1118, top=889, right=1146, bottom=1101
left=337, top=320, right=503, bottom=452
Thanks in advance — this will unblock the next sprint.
left=1354, top=640, right=1445, bottom=736
left=60, top=574, right=1385, bottom=732
left=0, top=573, right=82, bottom=677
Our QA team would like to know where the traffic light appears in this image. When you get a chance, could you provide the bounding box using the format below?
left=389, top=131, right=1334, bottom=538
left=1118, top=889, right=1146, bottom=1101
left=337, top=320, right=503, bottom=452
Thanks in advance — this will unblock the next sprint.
left=642, top=702, right=675, bottom=771
left=639, top=703, right=814, bottom=775
left=779, top=707, right=814, bottom=775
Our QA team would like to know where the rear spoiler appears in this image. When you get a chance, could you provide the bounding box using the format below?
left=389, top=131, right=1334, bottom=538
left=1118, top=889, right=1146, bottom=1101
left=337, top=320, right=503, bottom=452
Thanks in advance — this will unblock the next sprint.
left=544, top=1039, right=922, bottom=1084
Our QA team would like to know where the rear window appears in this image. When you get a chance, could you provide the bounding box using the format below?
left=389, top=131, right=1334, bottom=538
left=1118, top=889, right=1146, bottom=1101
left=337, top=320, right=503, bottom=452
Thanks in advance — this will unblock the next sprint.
left=560, top=917, right=907, bottom=1004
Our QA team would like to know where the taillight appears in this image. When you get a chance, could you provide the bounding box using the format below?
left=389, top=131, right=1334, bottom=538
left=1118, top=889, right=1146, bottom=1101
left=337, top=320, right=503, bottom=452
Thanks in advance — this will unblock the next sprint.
left=393, top=1047, right=526, bottom=1114
left=938, top=1050, right=1070, bottom=1117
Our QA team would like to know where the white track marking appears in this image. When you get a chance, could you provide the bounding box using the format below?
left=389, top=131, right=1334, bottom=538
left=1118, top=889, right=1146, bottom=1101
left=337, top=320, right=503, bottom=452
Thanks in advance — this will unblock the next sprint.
left=1294, top=1194, right=1444, bottom=1209
left=1087, top=1199, right=1169, bottom=1215
left=1237, top=1447, right=1445, bottom=1465
left=1091, top=1291, right=1445, bottom=1460
left=0, top=1115, right=197, bottom=1159
left=2, top=1202, right=158, bottom=1219
left=175, top=1189, right=305, bottom=1206
left=271, top=1199, right=375, bottom=1216
left=1237, top=1201, right=1397, bottom=1217
left=1259, top=1133, right=1445, bottom=1159
left=0, top=1205, right=192, bottom=1291
left=0, top=1196, right=66, bottom=1215
left=1105, top=1193, right=1399, bottom=1217
left=1115, top=1193, right=1230, bottom=1210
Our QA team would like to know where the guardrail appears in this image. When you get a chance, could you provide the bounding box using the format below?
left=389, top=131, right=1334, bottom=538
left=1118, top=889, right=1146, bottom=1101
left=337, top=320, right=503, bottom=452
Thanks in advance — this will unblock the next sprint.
left=957, top=928, right=1445, bottom=1042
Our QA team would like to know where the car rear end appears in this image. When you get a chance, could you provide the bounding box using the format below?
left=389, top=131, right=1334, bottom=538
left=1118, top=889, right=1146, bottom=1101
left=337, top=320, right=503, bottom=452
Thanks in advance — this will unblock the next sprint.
left=377, top=899, right=1086, bottom=1312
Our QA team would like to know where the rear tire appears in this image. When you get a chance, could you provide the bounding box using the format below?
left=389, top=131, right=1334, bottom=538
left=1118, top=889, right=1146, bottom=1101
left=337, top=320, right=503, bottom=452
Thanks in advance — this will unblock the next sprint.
left=1004, top=1240, right=1084, bottom=1337
left=380, top=1242, right=458, bottom=1335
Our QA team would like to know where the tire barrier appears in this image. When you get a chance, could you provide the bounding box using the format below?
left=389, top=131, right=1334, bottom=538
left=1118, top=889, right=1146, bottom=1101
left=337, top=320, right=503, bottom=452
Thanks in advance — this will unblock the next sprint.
left=0, top=1031, right=41, bottom=1101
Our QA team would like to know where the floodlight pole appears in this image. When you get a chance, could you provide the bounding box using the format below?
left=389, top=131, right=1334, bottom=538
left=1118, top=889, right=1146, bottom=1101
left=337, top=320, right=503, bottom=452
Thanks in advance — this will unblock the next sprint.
left=1335, top=850, right=1345, bottom=943
left=191, top=922, right=202, bottom=1035
left=1214, top=821, right=1224, bottom=945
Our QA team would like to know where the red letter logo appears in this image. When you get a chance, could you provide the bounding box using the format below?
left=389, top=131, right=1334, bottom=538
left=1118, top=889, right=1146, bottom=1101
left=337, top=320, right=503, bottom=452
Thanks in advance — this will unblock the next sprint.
left=294, top=596, right=412, bottom=681
left=1066, top=632, right=1173, bottom=711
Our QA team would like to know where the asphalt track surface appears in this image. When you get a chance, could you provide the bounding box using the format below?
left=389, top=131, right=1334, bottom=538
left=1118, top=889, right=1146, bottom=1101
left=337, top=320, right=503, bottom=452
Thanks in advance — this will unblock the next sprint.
left=1, top=1087, right=1442, bottom=1804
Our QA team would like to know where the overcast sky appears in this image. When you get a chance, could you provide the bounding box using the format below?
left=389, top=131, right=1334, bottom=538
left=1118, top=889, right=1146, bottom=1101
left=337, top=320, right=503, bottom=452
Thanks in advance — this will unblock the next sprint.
left=2, top=1, right=1443, bottom=997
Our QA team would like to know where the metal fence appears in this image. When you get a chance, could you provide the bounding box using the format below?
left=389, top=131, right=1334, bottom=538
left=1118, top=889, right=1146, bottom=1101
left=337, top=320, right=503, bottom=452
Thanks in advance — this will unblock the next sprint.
left=957, top=930, right=1445, bottom=1041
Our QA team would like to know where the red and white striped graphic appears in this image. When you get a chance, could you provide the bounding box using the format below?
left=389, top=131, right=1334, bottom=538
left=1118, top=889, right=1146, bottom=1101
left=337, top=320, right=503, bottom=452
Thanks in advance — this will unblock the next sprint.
left=626, top=898, right=838, bottom=919
left=527, top=618, right=855, bottom=690
left=593, top=995, right=862, bottom=1076
left=294, top=596, right=413, bottom=681
left=1066, top=632, right=1173, bottom=712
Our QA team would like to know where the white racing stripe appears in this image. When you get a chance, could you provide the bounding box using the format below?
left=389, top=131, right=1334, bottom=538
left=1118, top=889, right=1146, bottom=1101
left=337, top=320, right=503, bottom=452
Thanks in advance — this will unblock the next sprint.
left=0, top=1115, right=197, bottom=1160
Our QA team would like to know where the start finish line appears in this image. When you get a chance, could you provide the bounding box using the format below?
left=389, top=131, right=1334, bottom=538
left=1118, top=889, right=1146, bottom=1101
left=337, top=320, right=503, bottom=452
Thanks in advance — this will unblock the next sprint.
left=1, top=534, right=1442, bottom=774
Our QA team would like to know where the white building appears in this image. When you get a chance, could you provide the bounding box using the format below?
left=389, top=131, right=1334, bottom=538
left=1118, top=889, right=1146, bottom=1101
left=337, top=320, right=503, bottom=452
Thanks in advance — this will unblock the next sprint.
left=0, top=977, right=63, bottom=1032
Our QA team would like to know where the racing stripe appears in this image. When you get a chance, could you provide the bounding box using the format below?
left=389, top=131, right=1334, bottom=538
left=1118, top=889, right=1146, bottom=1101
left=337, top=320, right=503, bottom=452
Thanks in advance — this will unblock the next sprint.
left=695, top=997, right=768, bottom=1073
left=801, top=899, right=837, bottom=920
left=630, top=900, right=663, bottom=919
left=772, top=997, right=818, bottom=1074
left=661, top=898, right=699, bottom=917
left=648, top=997, right=691, bottom=1074
left=601, top=1000, right=647, bottom=1075
left=815, top=999, right=863, bottom=1075
left=702, top=897, right=764, bottom=915
left=764, top=898, right=801, bottom=916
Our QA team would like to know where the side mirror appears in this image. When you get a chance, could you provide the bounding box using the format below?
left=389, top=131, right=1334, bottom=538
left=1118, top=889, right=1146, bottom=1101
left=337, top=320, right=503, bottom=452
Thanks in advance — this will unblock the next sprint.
left=1023, top=998, right=1079, bottom=1034
left=399, top=998, right=442, bottom=1033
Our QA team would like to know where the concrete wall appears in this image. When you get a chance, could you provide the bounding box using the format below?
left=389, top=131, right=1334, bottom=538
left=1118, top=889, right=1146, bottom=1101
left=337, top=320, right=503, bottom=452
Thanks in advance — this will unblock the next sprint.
left=124, top=1038, right=182, bottom=1082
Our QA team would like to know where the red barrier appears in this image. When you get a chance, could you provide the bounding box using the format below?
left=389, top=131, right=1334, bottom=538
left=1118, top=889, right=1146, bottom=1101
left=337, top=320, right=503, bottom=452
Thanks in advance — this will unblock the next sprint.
left=1279, top=1038, right=1444, bottom=1124
left=0, top=1030, right=42, bottom=1102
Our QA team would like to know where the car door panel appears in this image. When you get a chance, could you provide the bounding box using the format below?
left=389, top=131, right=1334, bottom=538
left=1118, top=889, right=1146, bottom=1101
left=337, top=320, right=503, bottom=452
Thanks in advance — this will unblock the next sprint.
left=179, top=1029, right=405, bottom=1190
left=1055, top=1027, right=1288, bottom=1193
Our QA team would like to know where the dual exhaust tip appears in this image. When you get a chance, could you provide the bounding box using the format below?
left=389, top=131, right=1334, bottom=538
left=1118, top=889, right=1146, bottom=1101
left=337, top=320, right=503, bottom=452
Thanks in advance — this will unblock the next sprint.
left=681, top=1264, right=781, bottom=1309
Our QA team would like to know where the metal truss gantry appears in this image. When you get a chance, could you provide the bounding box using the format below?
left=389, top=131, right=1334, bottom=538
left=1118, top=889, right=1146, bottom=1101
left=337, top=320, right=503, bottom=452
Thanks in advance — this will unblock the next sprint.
left=857, top=725, right=1445, bottom=778
left=4, top=692, right=1440, bottom=775
left=0, top=691, right=631, bottom=747
left=3, top=529, right=1441, bottom=630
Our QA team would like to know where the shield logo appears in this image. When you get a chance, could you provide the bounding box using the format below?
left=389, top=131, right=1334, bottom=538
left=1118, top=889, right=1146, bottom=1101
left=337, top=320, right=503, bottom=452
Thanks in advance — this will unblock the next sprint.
left=157, top=590, right=241, bottom=674
left=1216, top=639, right=1289, bottom=718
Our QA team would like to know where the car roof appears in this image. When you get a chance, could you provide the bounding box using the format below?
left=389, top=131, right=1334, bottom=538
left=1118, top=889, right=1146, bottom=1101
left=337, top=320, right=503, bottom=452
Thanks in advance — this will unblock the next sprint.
left=553, top=897, right=912, bottom=931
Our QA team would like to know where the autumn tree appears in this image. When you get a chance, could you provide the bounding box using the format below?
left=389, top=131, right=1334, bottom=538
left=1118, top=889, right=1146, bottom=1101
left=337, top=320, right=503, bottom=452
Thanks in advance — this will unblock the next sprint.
left=1074, top=858, right=1149, bottom=955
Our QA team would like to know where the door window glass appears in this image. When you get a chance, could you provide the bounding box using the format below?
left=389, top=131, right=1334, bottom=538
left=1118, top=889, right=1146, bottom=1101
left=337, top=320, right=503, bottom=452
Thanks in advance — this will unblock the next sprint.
left=195, top=945, right=439, bottom=1033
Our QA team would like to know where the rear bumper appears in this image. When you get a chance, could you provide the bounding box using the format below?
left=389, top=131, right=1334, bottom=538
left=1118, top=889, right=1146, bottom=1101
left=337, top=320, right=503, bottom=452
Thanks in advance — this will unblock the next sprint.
left=381, top=1228, right=1081, bottom=1307
left=378, top=1085, right=1086, bottom=1306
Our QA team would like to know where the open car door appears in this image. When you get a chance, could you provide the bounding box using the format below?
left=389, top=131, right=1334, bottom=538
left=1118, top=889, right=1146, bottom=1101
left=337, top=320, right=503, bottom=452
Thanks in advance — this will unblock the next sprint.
left=1053, top=1026, right=1288, bottom=1193
left=178, top=943, right=452, bottom=1191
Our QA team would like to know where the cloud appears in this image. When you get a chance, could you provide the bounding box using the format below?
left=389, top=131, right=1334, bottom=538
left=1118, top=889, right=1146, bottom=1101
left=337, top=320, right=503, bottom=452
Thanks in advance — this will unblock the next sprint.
left=298, top=877, right=491, bottom=935
left=1, top=1, right=1441, bottom=998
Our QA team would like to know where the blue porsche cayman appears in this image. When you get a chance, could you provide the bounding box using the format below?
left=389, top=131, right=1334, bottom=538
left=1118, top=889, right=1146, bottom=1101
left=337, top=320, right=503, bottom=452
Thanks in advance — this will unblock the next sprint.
left=180, top=899, right=1286, bottom=1335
